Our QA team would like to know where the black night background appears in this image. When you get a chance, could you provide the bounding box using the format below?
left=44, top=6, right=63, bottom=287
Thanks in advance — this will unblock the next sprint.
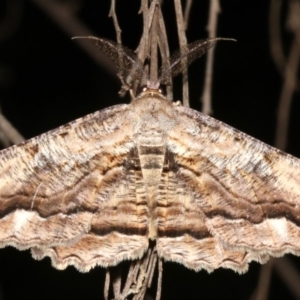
left=0, top=1, right=299, bottom=299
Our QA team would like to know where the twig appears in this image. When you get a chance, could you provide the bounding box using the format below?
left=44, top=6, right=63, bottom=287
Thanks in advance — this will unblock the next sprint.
left=269, top=0, right=285, bottom=74
left=201, top=0, right=221, bottom=115
left=104, top=270, right=110, bottom=300
left=142, top=246, right=159, bottom=300
left=119, top=263, right=136, bottom=298
left=149, top=7, right=159, bottom=84
left=0, top=127, right=11, bottom=148
left=132, top=248, right=152, bottom=300
left=0, top=113, right=24, bottom=145
left=109, top=0, right=132, bottom=97
left=155, top=259, right=163, bottom=300
left=157, top=8, right=173, bottom=100
left=174, top=0, right=189, bottom=107
left=133, top=0, right=158, bottom=95
left=104, top=244, right=160, bottom=300
left=255, top=2, right=300, bottom=300
left=183, top=0, right=193, bottom=30
left=109, top=0, right=122, bottom=44
left=31, top=0, right=118, bottom=78
left=112, top=268, right=122, bottom=299
left=136, top=0, right=150, bottom=63
left=273, top=257, right=300, bottom=299
left=269, top=0, right=300, bottom=92
left=274, top=37, right=300, bottom=150
left=250, top=259, right=274, bottom=300
left=147, top=248, right=158, bottom=288
left=136, top=0, right=158, bottom=62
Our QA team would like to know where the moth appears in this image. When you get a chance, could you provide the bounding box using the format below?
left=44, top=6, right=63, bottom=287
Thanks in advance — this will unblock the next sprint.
left=1, top=37, right=300, bottom=275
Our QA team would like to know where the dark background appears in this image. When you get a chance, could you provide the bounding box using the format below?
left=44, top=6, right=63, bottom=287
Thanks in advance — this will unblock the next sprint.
left=0, top=0, right=299, bottom=299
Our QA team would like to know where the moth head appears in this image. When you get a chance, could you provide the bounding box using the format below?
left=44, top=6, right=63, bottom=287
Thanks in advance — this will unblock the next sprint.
left=136, top=84, right=164, bottom=98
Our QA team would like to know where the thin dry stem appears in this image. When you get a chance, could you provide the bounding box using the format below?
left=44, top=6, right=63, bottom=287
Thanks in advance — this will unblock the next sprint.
left=104, top=270, right=110, bottom=300
left=136, top=0, right=150, bottom=63
left=0, top=113, right=24, bottom=145
left=275, top=37, right=300, bottom=150
left=201, top=0, right=221, bottom=115
left=0, top=128, right=11, bottom=148
left=269, top=0, right=300, bottom=92
left=144, top=247, right=159, bottom=299
left=136, top=0, right=158, bottom=62
left=119, top=263, right=137, bottom=298
left=132, top=248, right=152, bottom=300
left=133, top=0, right=159, bottom=96
left=273, top=257, right=300, bottom=299
left=147, top=249, right=158, bottom=288
left=112, top=268, right=122, bottom=299
left=149, top=7, right=159, bottom=84
left=174, top=0, right=189, bottom=107
left=121, top=259, right=142, bottom=299
left=104, top=245, right=160, bottom=300
left=269, top=0, right=285, bottom=74
left=250, top=259, right=274, bottom=300
left=183, top=0, right=193, bottom=30
left=109, top=0, right=122, bottom=44
left=109, top=0, right=135, bottom=96
left=155, top=259, right=163, bottom=300
left=257, top=3, right=300, bottom=299
left=157, top=9, right=173, bottom=100
left=254, top=2, right=300, bottom=299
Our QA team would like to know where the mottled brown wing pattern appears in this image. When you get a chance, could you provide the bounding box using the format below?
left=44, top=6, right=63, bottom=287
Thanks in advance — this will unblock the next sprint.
left=0, top=104, right=149, bottom=271
left=157, top=105, right=300, bottom=273
left=155, top=150, right=262, bottom=273
left=2, top=89, right=300, bottom=274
